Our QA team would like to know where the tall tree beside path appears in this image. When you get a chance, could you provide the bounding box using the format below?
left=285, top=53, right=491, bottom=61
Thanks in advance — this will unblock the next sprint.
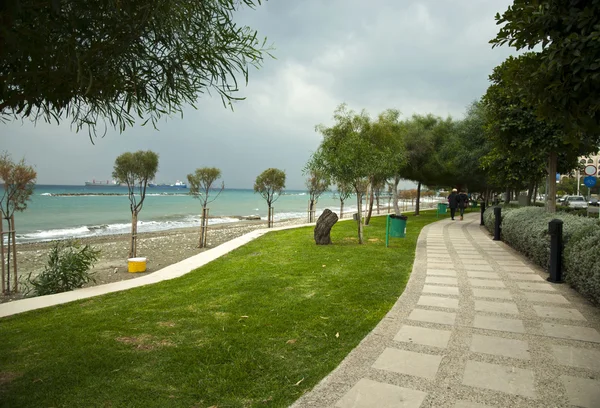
left=187, top=167, right=225, bottom=248
left=491, top=1, right=600, bottom=211
left=0, top=0, right=272, bottom=135
left=316, top=104, right=380, bottom=244
left=112, top=151, right=159, bottom=258
left=303, top=151, right=331, bottom=223
left=254, top=168, right=286, bottom=228
left=0, top=152, right=36, bottom=293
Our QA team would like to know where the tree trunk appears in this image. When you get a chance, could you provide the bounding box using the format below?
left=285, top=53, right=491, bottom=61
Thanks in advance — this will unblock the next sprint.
left=504, top=187, right=511, bottom=204
left=547, top=151, right=557, bottom=213
left=526, top=180, right=535, bottom=206
left=0, top=218, right=4, bottom=293
left=199, top=206, right=208, bottom=248
left=533, top=183, right=538, bottom=204
left=10, top=215, right=17, bottom=293
left=6, top=215, right=11, bottom=292
left=376, top=190, right=380, bottom=214
left=314, top=209, right=338, bottom=245
left=339, top=200, right=345, bottom=220
left=415, top=182, right=422, bottom=215
left=393, top=177, right=401, bottom=215
left=366, top=185, right=375, bottom=225
left=356, top=192, right=363, bottom=244
left=130, top=211, right=138, bottom=258
left=308, top=199, right=315, bottom=223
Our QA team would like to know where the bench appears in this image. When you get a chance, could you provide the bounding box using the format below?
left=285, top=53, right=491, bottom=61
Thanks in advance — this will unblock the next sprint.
left=587, top=206, right=599, bottom=215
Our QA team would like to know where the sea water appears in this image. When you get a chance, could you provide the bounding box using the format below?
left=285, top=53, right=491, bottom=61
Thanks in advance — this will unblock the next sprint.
left=11, top=185, right=370, bottom=243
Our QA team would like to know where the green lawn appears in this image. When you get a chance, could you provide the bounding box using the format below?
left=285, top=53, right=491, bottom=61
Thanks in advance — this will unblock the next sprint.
left=0, top=212, right=445, bottom=408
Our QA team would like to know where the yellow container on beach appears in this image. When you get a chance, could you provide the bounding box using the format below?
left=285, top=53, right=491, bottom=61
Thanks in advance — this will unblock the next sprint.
left=128, top=257, right=147, bottom=273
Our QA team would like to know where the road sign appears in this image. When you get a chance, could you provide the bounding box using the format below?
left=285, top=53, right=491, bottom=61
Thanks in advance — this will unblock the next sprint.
left=584, top=176, right=597, bottom=187
left=584, top=165, right=597, bottom=176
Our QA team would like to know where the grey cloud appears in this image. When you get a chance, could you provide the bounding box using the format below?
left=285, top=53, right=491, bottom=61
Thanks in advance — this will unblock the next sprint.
left=2, top=0, right=517, bottom=189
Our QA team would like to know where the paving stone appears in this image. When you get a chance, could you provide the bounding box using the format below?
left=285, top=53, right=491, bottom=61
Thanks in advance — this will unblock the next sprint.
left=425, top=277, right=458, bottom=286
left=335, top=378, right=428, bottom=408
left=394, top=325, right=452, bottom=348
left=473, top=315, right=525, bottom=334
left=561, top=375, right=600, bottom=408
left=470, top=334, right=530, bottom=360
left=418, top=295, right=459, bottom=309
left=372, top=348, right=443, bottom=379
left=462, top=360, right=535, bottom=398
left=423, top=285, right=459, bottom=296
left=523, top=292, right=569, bottom=304
left=454, top=402, right=492, bottom=408
left=461, top=259, right=490, bottom=265
left=426, top=269, right=457, bottom=277
left=533, top=305, right=586, bottom=321
left=466, top=271, right=500, bottom=279
left=428, top=257, right=452, bottom=263
left=507, top=273, right=544, bottom=281
left=408, top=309, right=456, bottom=325
left=463, top=265, right=493, bottom=271
left=472, top=288, right=512, bottom=299
left=474, top=300, right=519, bottom=315
left=458, top=254, right=484, bottom=259
left=542, top=323, right=600, bottom=343
left=516, top=282, right=556, bottom=292
left=496, top=261, right=525, bottom=266
left=503, top=267, right=535, bottom=273
left=552, top=345, right=600, bottom=371
left=428, top=262, right=453, bottom=269
left=468, top=279, right=506, bottom=288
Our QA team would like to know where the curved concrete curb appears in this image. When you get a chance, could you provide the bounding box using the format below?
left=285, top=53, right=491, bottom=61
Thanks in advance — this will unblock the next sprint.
left=0, top=222, right=314, bottom=318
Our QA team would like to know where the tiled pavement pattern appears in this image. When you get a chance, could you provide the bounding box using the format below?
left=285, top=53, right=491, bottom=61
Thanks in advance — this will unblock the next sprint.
left=291, top=213, right=600, bottom=408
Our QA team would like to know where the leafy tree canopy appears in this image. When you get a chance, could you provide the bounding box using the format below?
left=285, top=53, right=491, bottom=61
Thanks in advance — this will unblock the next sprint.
left=187, top=167, right=224, bottom=208
left=1, top=0, right=271, bottom=135
left=112, top=150, right=159, bottom=214
left=491, top=0, right=600, bottom=137
left=254, top=168, right=286, bottom=207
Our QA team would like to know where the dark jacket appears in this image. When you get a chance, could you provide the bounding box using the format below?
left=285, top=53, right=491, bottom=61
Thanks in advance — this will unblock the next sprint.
left=448, top=192, right=458, bottom=208
left=457, top=193, right=469, bottom=208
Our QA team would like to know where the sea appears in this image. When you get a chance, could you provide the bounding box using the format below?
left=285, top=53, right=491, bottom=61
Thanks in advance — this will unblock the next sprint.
left=9, top=185, right=369, bottom=244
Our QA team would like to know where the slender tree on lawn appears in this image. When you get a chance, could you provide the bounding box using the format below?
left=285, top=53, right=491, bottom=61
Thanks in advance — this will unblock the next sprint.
left=187, top=167, right=225, bottom=248
left=254, top=168, right=286, bottom=228
left=0, top=152, right=37, bottom=293
left=112, top=151, right=159, bottom=258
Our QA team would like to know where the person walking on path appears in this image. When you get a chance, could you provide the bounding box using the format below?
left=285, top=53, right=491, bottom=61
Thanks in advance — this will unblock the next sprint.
left=457, top=189, right=469, bottom=220
left=447, top=188, right=458, bottom=220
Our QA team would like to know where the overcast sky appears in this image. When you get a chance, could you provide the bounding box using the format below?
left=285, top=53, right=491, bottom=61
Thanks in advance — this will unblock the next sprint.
left=2, top=0, right=517, bottom=190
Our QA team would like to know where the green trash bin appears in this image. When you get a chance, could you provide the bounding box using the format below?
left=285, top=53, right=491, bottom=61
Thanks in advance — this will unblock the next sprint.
left=386, top=214, right=407, bottom=247
left=471, top=201, right=478, bottom=208
left=437, top=203, right=448, bottom=218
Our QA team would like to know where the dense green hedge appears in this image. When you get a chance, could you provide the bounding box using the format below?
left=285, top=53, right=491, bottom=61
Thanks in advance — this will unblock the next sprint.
left=483, top=206, right=600, bottom=304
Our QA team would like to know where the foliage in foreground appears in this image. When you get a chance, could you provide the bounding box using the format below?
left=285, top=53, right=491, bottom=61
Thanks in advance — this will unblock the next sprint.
left=27, top=241, right=101, bottom=296
left=0, top=213, right=441, bottom=407
left=483, top=206, right=600, bottom=304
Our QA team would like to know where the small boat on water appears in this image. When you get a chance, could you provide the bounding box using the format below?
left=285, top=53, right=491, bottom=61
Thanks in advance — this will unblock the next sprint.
left=84, top=180, right=124, bottom=187
left=148, top=180, right=188, bottom=188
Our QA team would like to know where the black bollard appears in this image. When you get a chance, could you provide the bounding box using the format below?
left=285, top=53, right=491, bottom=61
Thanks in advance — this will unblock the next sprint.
left=548, top=219, right=564, bottom=283
left=493, top=206, right=501, bottom=241
left=480, top=201, right=486, bottom=226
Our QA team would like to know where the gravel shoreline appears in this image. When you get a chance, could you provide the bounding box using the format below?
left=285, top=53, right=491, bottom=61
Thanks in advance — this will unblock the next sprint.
left=1, top=217, right=309, bottom=303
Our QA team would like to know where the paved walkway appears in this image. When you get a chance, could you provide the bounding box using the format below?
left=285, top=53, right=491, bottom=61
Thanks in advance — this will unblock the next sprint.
left=291, top=213, right=600, bottom=408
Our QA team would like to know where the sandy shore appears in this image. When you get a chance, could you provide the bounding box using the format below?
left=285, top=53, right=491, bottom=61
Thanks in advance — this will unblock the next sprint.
left=1, top=217, right=309, bottom=303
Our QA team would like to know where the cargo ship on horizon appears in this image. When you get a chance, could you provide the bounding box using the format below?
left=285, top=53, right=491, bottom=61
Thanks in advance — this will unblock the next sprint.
left=84, top=180, right=125, bottom=187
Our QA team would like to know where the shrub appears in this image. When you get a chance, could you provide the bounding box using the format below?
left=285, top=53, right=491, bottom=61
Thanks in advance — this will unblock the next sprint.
left=28, top=241, right=101, bottom=296
left=564, top=225, right=600, bottom=304
left=483, top=206, right=600, bottom=304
